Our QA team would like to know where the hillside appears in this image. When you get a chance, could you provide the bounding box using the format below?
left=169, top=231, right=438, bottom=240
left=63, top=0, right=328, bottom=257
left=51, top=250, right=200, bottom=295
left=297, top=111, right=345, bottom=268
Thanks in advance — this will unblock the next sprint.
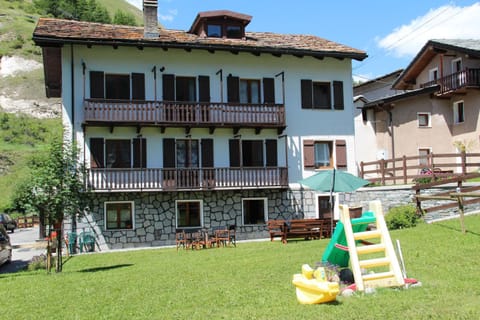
left=0, top=0, right=144, bottom=211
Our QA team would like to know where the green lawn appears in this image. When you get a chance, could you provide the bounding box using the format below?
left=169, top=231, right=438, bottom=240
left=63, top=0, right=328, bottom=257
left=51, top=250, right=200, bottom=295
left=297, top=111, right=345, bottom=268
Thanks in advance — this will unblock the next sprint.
left=2, top=215, right=480, bottom=319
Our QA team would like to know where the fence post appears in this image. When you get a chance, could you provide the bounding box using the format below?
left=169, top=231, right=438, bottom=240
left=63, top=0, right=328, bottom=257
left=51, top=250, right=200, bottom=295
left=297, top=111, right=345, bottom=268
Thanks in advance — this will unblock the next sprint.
left=461, top=151, right=467, bottom=175
left=360, top=161, right=364, bottom=179
left=380, top=159, right=385, bottom=185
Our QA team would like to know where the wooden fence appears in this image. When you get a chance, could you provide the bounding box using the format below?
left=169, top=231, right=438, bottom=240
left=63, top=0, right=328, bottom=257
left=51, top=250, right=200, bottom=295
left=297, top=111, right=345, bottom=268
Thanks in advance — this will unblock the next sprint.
left=15, top=215, right=40, bottom=228
left=360, top=152, right=480, bottom=185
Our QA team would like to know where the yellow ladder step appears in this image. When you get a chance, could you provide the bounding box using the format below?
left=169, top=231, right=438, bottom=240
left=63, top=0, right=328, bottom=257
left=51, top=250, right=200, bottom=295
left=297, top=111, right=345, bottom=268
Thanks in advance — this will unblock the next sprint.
left=359, top=257, right=391, bottom=268
left=356, top=243, right=385, bottom=254
left=362, top=271, right=395, bottom=281
left=353, top=230, right=381, bottom=241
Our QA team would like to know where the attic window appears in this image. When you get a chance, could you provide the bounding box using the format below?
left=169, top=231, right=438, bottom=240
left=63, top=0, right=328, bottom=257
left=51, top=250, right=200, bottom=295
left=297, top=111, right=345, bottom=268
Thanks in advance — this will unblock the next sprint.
left=205, top=23, right=244, bottom=39
left=226, top=25, right=242, bottom=38
left=207, top=24, right=222, bottom=37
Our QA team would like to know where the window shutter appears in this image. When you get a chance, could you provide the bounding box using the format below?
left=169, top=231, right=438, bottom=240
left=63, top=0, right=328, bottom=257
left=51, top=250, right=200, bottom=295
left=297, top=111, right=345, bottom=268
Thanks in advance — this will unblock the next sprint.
left=198, top=75, right=210, bottom=102
left=301, top=79, right=312, bottom=109
left=133, top=138, right=147, bottom=168
left=201, top=139, right=214, bottom=167
left=90, top=71, right=104, bottom=99
left=90, top=138, right=104, bottom=168
left=229, top=139, right=240, bottom=167
left=132, top=73, right=145, bottom=100
left=162, top=74, right=175, bottom=101
left=303, top=140, right=314, bottom=168
left=333, top=81, right=344, bottom=110
left=266, top=139, right=278, bottom=167
left=335, top=139, right=347, bottom=168
left=227, top=75, right=240, bottom=103
left=263, top=78, right=275, bottom=103
left=163, top=138, right=176, bottom=168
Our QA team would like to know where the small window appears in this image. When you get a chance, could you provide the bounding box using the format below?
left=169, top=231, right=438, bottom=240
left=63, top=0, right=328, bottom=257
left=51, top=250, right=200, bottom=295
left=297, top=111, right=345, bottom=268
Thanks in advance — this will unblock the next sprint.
left=240, top=79, right=260, bottom=104
left=243, top=198, right=267, bottom=225
left=417, top=113, right=431, bottom=127
left=453, top=101, right=464, bottom=124
left=106, top=74, right=130, bottom=100
left=428, top=68, right=438, bottom=82
left=206, top=24, right=222, bottom=37
left=312, top=82, right=331, bottom=109
left=318, top=196, right=333, bottom=219
left=176, top=201, right=202, bottom=228
left=105, top=202, right=134, bottom=230
left=226, top=25, right=242, bottom=38
left=314, top=142, right=333, bottom=168
left=418, top=148, right=431, bottom=166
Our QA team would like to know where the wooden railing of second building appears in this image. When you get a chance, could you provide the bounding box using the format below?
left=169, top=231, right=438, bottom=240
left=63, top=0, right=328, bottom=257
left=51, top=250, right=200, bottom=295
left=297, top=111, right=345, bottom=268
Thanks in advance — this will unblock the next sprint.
left=420, top=68, right=480, bottom=94
left=87, top=167, right=289, bottom=192
left=360, top=152, right=480, bottom=185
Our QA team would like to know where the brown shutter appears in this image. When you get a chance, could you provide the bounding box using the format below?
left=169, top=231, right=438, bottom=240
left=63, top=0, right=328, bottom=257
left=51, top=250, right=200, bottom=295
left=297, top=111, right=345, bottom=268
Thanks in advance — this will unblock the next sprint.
left=263, top=78, right=275, bottom=103
left=132, top=73, right=145, bottom=100
left=163, top=138, right=175, bottom=168
left=133, top=138, right=147, bottom=168
left=229, top=139, right=240, bottom=167
left=301, top=79, right=312, bottom=109
left=227, top=75, right=240, bottom=103
left=303, top=140, right=314, bottom=168
left=201, top=139, right=214, bottom=167
left=90, top=71, right=104, bottom=99
left=90, top=138, right=104, bottom=168
left=266, top=139, right=277, bottom=167
left=335, top=139, right=347, bottom=168
left=43, top=47, right=62, bottom=98
left=162, top=74, right=175, bottom=101
left=198, top=75, right=210, bottom=102
left=333, top=81, right=344, bottom=110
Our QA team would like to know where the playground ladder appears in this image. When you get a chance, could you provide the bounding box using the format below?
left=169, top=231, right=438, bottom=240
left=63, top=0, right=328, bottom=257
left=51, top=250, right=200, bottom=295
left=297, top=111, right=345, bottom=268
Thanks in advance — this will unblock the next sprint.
left=340, top=201, right=405, bottom=292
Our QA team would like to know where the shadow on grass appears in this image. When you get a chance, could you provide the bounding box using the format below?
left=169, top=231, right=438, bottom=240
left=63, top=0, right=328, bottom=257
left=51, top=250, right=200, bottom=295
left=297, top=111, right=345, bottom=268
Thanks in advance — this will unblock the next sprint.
left=432, top=222, right=480, bottom=237
left=78, top=263, right=134, bottom=273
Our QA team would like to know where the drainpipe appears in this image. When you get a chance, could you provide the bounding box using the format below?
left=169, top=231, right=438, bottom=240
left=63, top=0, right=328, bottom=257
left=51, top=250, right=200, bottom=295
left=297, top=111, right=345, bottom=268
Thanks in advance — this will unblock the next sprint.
left=71, top=44, right=75, bottom=143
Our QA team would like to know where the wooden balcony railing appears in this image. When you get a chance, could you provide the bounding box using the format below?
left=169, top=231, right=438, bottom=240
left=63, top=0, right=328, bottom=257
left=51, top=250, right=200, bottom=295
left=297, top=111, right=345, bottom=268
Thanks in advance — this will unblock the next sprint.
left=421, top=68, right=480, bottom=94
left=84, top=100, right=286, bottom=128
left=86, top=167, right=289, bottom=191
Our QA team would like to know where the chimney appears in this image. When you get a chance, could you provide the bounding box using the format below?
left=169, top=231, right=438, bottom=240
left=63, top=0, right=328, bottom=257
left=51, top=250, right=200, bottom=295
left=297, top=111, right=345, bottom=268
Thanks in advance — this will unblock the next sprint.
left=143, top=0, right=159, bottom=38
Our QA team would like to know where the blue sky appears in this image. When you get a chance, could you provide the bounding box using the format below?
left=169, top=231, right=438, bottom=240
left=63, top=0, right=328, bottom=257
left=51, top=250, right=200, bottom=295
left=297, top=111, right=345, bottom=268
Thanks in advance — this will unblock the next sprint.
left=127, top=0, right=480, bottom=82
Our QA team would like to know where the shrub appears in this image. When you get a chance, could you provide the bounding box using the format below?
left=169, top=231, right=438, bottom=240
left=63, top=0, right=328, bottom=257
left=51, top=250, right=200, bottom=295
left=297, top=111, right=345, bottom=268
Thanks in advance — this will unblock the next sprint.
left=386, top=205, right=419, bottom=230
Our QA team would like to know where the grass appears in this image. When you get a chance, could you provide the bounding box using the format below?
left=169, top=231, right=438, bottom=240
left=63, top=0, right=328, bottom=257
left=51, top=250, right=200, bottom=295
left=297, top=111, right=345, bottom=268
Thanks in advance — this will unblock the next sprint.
left=1, top=215, right=480, bottom=319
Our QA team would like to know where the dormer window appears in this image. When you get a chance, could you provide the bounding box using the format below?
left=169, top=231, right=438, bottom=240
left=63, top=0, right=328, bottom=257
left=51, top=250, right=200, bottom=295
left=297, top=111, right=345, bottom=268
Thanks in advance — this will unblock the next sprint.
left=189, top=10, right=252, bottom=39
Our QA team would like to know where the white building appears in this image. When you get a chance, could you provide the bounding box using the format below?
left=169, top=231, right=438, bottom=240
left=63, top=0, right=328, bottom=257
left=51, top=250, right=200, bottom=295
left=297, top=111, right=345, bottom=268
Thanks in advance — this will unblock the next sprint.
left=33, top=1, right=366, bottom=248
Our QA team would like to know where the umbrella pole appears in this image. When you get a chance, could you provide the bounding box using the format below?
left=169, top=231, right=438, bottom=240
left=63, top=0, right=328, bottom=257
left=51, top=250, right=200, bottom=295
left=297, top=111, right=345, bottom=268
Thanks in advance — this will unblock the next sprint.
left=329, top=169, right=336, bottom=236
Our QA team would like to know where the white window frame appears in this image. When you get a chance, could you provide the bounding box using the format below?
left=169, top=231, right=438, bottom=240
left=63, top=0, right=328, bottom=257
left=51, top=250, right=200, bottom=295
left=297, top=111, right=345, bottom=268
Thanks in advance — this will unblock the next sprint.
left=418, top=148, right=432, bottom=166
left=428, top=68, right=438, bottom=82
left=242, top=197, right=268, bottom=226
left=453, top=100, right=465, bottom=124
left=417, top=112, right=431, bottom=128
left=104, top=201, right=135, bottom=231
left=451, top=58, right=462, bottom=73
left=175, top=200, right=203, bottom=228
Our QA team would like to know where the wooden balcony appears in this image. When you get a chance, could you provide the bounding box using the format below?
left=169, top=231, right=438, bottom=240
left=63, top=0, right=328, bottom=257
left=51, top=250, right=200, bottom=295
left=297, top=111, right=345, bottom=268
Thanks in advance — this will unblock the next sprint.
left=86, top=167, right=289, bottom=192
left=84, top=100, right=286, bottom=132
left=421, top=68, right=480, bottom=96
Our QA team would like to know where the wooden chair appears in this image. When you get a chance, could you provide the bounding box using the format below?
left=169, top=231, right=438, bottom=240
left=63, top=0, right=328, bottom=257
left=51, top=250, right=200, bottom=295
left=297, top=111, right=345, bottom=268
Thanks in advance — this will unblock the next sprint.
left=228, top=224, right=236, bottom=247
left=213, top=226, right=229, bottom=247
left=175, top=229, right=187, bottom=251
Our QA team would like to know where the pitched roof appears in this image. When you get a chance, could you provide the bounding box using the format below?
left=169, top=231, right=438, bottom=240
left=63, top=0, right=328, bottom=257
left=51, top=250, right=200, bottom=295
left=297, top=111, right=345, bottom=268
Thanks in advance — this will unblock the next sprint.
left=32, top=18, right=367, bottom=61
left=393, top=39, right=480, bottom=89
left=363, top=85, right=440, bottom=109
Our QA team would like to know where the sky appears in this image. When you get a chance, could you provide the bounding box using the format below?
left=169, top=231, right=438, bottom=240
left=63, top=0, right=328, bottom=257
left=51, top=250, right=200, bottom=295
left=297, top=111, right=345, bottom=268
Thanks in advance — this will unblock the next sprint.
left=127, top=0, right=480, bottom=82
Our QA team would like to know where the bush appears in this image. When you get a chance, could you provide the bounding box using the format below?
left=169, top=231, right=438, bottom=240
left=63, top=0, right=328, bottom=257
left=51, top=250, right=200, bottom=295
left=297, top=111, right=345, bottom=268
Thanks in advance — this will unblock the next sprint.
left=386, top=205, right=419, bottom=230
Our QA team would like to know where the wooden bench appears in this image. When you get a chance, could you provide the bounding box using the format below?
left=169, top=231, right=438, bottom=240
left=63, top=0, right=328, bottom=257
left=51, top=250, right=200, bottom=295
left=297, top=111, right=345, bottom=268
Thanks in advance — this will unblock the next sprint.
left=267, top=220, right=285, bottom=241
left=282, top=219, right=329, bottom=244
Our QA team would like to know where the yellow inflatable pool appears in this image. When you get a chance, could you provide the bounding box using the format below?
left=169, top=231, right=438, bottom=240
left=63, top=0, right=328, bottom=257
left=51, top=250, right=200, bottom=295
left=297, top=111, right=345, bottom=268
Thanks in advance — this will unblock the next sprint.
left=292, top=265, right=340, bottom=304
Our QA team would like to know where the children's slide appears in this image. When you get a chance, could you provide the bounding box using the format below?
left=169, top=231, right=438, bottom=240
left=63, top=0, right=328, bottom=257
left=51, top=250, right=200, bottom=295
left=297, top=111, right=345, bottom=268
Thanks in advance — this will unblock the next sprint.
left=321, top=211, right=376, bottom=267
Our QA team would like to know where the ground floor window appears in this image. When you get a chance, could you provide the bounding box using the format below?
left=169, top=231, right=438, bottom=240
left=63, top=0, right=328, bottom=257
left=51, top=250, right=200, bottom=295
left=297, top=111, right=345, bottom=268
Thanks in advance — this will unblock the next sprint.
left=176, top=200, right=202, bottom=228
left=317, top=196, right=333, bottom=219
left=242, top=198, right=267, bottom=225
left=105, top=201, right=134, bottom=230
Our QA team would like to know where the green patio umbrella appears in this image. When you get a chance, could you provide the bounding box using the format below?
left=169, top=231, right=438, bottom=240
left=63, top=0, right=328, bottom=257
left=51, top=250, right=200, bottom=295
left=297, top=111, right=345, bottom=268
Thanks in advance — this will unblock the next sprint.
left=299, top=169, right=370, bottom=232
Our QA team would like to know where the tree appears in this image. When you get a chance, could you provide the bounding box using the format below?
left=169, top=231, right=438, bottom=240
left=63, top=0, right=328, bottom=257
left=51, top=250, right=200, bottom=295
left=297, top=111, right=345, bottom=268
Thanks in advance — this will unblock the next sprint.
left=12, top=139, right=90, bottom=272
left=113, top=10, right=137, bottom=26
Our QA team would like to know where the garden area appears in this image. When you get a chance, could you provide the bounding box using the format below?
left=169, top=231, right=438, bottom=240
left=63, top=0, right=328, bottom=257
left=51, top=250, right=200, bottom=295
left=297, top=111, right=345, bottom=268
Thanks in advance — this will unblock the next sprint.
left=1, top=214, right=479, bottom=319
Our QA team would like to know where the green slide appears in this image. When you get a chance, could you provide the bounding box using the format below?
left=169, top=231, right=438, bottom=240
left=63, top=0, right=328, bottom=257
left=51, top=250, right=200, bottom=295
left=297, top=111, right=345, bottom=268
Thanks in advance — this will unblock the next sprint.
left=321, top=211, right=376, bottom=268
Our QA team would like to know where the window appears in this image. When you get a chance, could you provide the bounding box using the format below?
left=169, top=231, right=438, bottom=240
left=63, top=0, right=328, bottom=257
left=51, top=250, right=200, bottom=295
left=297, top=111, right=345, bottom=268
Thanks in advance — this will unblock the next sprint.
left=90, top=138, right=146, bottom=169
left=176, top=201, right=202, bottom=228
left=226, top=25, right=242, bottom=38
left=301, top=80, right=344, bottom=110
left=417, top=113, right=431, bottom=127
left=228, top=139, right=277, bottom=167
left=303, top=140, right=346, bottom=169
left=428, top=68, right=438, bottom=82
left=452, top=58, right=462, bottom=73
left=240, top=79, right=260, bottom=104
left=243, top=198, right=267, bottom=225
left=453, top=101, right=464, bottom=124
left=105, top=202, right=134, bottom=230
left=175, top=77, right=196, bottom=102
left=318, top=196, right=333, bottom=219
left=176, top=140, right=199, bottom=168
left=418, top=148, right=431, bottom=166
left=206, top=24, right=222, bottom=37
left=90, top=71, right=145, bottom=100
left=227, top=75, right=275, bottom=104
